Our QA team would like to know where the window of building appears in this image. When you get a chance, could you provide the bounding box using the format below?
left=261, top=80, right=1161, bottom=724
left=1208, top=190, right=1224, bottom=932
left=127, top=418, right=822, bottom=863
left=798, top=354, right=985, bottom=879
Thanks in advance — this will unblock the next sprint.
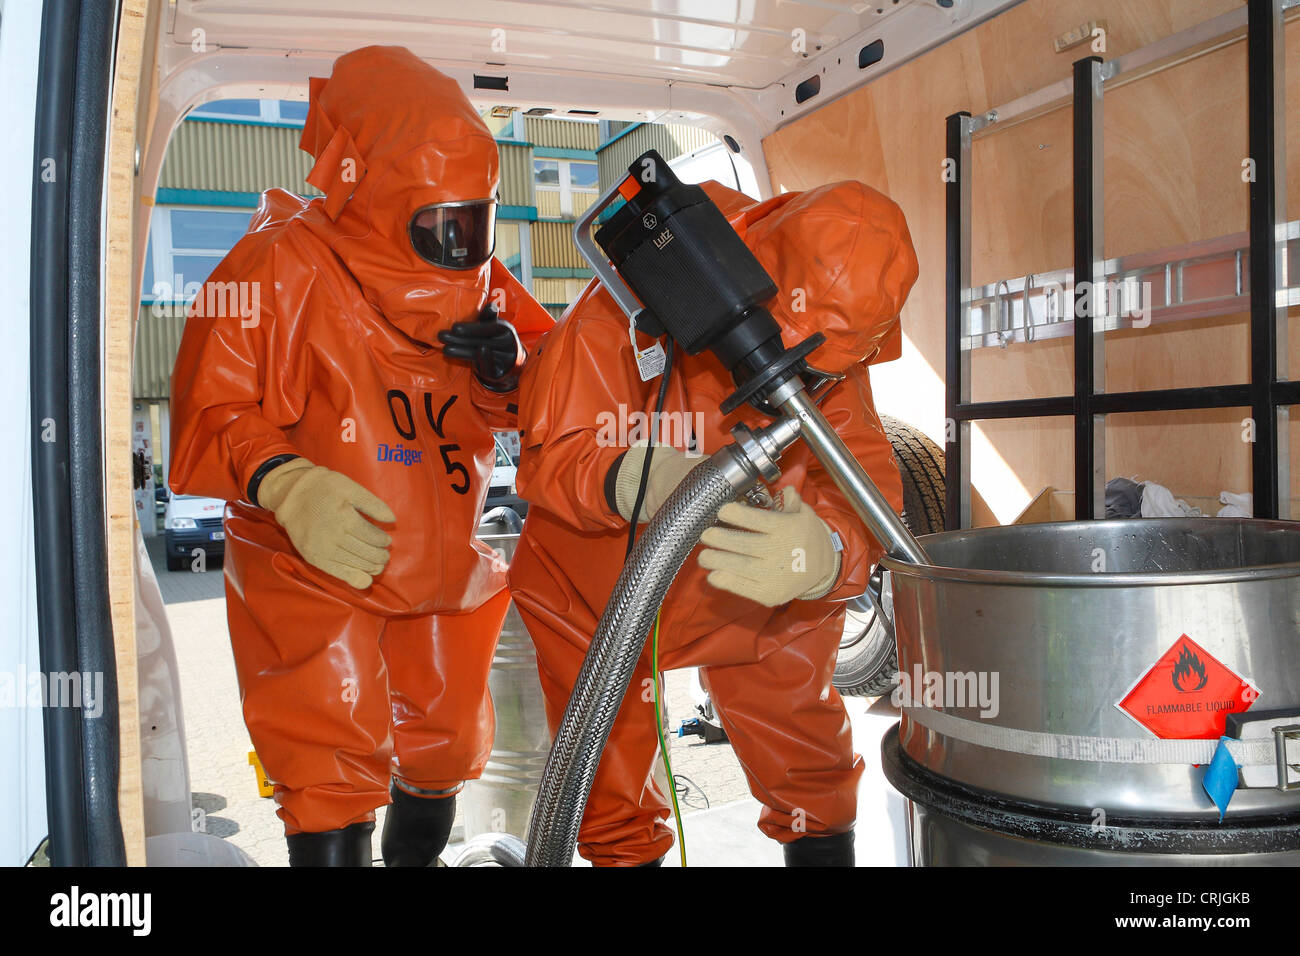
left=568, top=162, right=598, bottom=190
left=533, top=159, right=560, bottom=188
left=278, top=101, right=310, bottom=123
left=533, top=158, right=598, bottom=218
left=145, top=207, right=252, bottom=302
left=189, top=99, right=261, bottom=119
left=188, top=99, right=309, bottom=126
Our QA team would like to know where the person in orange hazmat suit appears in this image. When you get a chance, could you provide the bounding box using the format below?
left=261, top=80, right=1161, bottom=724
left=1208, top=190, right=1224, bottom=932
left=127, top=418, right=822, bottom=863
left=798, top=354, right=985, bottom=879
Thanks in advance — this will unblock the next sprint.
left=168, top=46, right=553, bottom=867
left=508, top=178, right=918, bottom=867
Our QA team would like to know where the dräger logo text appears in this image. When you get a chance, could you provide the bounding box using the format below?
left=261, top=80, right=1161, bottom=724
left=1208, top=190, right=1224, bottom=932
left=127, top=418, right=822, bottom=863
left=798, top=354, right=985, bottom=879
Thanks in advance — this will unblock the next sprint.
left=377, top=443, right=423, bottom=466
left=50, top=886, right=151, bottom=936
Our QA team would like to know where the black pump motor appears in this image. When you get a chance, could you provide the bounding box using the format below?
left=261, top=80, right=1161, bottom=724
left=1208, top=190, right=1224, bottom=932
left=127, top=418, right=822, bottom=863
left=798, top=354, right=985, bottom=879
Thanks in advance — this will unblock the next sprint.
left=594, top=150, right=824, bottom=413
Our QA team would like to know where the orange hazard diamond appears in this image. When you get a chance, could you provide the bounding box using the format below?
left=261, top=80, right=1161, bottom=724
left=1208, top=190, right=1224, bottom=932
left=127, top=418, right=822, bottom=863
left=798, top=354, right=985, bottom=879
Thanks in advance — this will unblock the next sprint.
left=1118, top=634, right=1258, bottom=739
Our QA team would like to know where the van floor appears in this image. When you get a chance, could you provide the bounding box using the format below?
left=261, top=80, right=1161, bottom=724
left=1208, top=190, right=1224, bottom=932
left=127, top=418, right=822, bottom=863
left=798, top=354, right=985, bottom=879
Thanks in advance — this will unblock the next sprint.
left=549, top=695, right=908, bottom=867
left=145, top=532, right=905, bottom=866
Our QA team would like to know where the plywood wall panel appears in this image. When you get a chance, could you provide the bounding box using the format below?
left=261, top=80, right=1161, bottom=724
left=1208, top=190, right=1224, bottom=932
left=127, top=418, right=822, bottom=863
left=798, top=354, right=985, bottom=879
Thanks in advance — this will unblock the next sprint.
left=765, top=0, right=1297, bottom=512
left=969, top=335, right=1072, bottom=405
left=1105, top=407, right=1254, bottom=497
left=1290, top=411, right=1300, bottom=505
left=108, top=0, right=156, bottom=868
left=969, top=109, right=1075, bottom=286
left=972, top=416, right=1074, bottom=520
left=1102, top=44, right=1250, bottom=258
left=1105, top=314, right=1251, bottom=392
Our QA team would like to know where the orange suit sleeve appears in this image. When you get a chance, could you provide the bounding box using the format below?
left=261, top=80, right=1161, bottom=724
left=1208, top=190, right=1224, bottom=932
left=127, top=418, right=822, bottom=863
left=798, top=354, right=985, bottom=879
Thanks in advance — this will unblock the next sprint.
left=515, top=289, right=652, bottom=533
left=167, top=237, right=309, bottom=504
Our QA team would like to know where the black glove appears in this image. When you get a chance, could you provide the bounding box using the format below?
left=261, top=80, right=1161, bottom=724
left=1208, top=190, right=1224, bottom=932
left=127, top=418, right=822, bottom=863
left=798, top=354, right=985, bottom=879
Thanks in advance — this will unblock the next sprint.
left=436, top=304, right=526, bottom=393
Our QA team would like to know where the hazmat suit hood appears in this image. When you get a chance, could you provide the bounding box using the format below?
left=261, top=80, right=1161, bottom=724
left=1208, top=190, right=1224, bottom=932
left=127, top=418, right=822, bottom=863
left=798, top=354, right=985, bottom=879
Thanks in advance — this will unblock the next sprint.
left=299, top=46, right=500, bottom=345
left=702, top=180, right=918, bottom=374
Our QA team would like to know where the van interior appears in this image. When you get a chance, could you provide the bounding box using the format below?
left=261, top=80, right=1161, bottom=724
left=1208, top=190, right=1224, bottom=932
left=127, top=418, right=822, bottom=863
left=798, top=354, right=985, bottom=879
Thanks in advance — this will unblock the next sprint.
left=5, top=0, right=1296, bottom=867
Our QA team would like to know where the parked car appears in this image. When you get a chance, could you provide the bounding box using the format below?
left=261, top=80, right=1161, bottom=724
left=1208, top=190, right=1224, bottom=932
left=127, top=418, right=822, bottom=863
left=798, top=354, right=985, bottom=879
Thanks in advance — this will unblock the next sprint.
left=485, top=433, right=527, bottom=518
left=162, top=494, right=226, bottom=571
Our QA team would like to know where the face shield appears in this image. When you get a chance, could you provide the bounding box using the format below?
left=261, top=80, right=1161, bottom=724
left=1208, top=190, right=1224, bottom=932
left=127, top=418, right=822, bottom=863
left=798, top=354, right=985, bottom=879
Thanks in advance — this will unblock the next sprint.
left=408, top=198, right=497, bottom=270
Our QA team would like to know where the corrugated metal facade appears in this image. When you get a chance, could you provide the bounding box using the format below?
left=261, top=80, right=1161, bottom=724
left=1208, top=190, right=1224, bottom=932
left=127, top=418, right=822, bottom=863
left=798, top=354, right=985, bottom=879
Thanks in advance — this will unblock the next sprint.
left=535, top=187, right=598, bottom=220
left=495, top=221, right=523, bottom=267
left=482, top=111, right=514, bottom=138
left=138, top=115, right=612, bottom=400
left=530, top=221, right=587, bottom=270
left=159, top=121, right=321, bottom=195
left=158, top=117, right=711, bottom=204
left=572, top=189, right=598, bottom=218
left=535, top=189, right=563, bottom=220
left=597, top=124, right=717, bottom=187
left=497, top=143, right=533, bottom=207
left=134, top=305, right=187, bottom=399
left=525, top=116, right=599, bottom=151
left=532, top=276, right=589, bottom=309
left=161, top=120, right=543, bottom=205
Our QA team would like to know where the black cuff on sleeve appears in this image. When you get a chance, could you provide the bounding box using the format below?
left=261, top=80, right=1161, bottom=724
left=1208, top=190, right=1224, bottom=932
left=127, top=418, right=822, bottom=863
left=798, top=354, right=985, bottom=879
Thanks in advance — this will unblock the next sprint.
left=247, top=454, right=300, bottom=508
left=476, top=374, right=519, bottom=394
left=603, top=451, right=628, bottom=517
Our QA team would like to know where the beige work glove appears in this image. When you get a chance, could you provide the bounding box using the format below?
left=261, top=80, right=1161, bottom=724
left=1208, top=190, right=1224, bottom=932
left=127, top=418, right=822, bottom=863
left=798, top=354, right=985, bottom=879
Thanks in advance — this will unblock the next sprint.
left=613, top=442, right=701, bottom=523
left=257, top=457, right=396, bottom=590
left=697, top=486, right=842, bottom=607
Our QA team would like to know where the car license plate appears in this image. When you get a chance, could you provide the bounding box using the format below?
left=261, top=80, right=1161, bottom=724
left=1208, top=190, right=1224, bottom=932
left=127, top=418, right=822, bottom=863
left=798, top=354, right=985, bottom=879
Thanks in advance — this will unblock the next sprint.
left=210, top=531, right=225, bottom=541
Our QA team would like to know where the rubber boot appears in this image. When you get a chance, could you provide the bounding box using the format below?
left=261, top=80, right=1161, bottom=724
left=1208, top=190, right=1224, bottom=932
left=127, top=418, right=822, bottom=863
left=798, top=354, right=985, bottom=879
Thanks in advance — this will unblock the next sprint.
left=782, top=830, right=854, bottom=867
left=286, top=822, right=375, bottom=867
left=381, top=784, right=457, bottom=867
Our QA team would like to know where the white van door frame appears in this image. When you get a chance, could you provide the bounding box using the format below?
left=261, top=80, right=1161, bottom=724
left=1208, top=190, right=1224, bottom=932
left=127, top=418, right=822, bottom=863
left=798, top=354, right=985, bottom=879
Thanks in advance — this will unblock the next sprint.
left=28, top=0, right=127, bottom=867
left=0, top=0, right=52, bottom=870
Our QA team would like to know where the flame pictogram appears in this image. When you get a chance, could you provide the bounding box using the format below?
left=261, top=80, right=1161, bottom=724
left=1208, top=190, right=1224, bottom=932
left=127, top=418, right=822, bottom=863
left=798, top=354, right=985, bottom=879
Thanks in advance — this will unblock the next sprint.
left=1171, top=644, right=1208, bottom=693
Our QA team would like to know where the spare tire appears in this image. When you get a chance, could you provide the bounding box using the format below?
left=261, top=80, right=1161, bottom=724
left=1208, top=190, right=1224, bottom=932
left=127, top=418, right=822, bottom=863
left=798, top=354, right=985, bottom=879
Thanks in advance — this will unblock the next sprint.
left=833, top=416, right=945, bottom=697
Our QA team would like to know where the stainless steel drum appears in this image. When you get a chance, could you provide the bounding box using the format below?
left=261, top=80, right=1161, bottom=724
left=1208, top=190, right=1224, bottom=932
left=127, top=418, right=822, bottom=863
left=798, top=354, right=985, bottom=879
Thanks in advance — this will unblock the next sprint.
left=464, top=510, right=552, bottom=841
left=879, top=518, right=1300, bottom=866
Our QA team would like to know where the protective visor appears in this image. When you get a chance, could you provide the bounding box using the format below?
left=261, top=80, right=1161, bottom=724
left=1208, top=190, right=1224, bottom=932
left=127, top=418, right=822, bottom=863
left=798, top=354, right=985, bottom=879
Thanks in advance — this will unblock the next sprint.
left=408, top=198, right=498, bottom=270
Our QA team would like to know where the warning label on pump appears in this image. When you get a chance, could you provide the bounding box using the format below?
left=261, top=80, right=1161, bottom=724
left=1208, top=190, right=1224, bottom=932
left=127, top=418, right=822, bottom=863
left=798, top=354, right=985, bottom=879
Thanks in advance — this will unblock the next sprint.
left=1117, top=634, right=1259, bottom=739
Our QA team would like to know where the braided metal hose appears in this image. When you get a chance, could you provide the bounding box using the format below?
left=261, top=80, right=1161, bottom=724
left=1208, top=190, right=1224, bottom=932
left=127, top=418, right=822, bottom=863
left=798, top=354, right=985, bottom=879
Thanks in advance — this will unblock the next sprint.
left=525, top=443, right=765, bottom=866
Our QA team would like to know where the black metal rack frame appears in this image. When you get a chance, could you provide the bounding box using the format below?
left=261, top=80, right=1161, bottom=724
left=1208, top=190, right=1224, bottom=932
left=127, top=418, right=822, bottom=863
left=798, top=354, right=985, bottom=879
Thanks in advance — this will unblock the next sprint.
left=945, top=0, right=1295, bottom=528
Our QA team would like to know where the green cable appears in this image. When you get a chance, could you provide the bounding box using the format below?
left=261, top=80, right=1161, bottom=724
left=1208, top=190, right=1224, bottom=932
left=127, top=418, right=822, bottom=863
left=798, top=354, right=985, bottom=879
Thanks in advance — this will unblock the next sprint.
left=651, top=609, right=687, bottom=867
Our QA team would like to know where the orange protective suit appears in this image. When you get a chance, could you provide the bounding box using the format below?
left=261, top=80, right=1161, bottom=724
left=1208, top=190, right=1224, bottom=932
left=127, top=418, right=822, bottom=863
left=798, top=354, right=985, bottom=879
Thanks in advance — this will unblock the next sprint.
left=509, top=180, right=918, bottom=865
left=168, top=46, right=552, bottom=835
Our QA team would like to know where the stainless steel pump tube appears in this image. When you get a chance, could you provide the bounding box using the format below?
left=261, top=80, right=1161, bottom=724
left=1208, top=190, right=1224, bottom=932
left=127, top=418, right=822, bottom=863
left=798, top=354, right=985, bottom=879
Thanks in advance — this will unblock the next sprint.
left=778, top=387, right=930, bottom=565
